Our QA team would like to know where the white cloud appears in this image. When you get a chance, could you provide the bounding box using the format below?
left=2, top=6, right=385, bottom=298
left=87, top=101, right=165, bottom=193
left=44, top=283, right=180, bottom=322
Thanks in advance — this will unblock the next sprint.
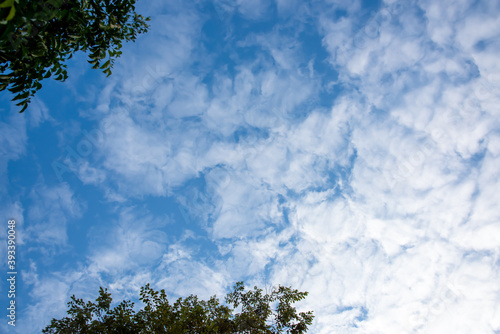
left=25, top=183, right=83, bottom=248
left=16, top=268, right=97, bottom=334
left=0, top=113, right=28, bottom=194
left=87, top=208, right=168, bottom=275
left=19, top=1, right=500, bottom=333
left=236, top=0, right=270, bottom=19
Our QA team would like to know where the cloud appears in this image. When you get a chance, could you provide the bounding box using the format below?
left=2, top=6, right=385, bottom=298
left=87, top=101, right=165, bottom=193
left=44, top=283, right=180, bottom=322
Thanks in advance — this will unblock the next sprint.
left=234, top=0, right=271, bottom=20
left=81, top=1, right=500, bottom=331
left=25, top=183, right=84, bottom=248
left=9, top=0, right=500, bottom=333
left=0, top=113, right=28, bottom=196
left=87, top=208, right=169, bottom=276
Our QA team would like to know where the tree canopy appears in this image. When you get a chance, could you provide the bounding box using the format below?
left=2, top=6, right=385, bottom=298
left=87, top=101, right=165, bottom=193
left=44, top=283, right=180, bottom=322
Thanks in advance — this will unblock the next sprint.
left=42, top=282, right=315, bottom=334
left=0, top=0, right=150, bottom=112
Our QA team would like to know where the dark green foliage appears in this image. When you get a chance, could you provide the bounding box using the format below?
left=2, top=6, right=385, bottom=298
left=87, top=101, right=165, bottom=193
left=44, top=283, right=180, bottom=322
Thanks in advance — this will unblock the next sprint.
left=42, top=282, right=314, bottom=334
left=0, top=0, right=150, bottom=112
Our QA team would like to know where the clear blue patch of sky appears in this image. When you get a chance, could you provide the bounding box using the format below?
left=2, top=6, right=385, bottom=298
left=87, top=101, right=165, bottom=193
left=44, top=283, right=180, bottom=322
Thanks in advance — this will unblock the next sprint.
left=14, top=124, right=69, bottom=187
left=301, top=26, right=340, bottom=107
left=361, top=0, right=382, bottom=12
left=142, top=195, right=194, bottom=238
left=233, top=125, right=270, bottom=143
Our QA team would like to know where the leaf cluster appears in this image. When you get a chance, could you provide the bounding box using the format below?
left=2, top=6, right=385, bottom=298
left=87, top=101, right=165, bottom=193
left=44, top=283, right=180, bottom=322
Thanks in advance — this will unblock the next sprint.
left=42, top=282, right=314, bottom=334
left=0, top=0, right=150, bottom=112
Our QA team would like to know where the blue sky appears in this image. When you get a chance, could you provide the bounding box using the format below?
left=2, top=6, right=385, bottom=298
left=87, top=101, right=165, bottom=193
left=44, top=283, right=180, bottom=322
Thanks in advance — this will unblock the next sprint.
left=1, top=0, right=500, bottom=333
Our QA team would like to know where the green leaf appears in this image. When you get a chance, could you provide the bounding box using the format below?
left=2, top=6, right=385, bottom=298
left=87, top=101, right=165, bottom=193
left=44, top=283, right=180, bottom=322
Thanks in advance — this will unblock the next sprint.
left=4, top=0, right=151, bottom=113
left=13, top=91, right=29, bottom=101
left=5, top=5, right=15, bottom=21
left=100, top=59, right=110, bottom=69
left=0, top=0, right=14, bottom=9
left=10, top=84, right=25, bottom=93
left=19, top=102, right=28, bottom=113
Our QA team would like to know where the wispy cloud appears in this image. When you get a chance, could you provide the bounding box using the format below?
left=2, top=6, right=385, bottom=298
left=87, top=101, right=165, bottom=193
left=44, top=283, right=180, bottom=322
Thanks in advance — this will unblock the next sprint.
left=26, top=183, right=84, bottom=249
left=5, top=0, right=500, bottom=333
